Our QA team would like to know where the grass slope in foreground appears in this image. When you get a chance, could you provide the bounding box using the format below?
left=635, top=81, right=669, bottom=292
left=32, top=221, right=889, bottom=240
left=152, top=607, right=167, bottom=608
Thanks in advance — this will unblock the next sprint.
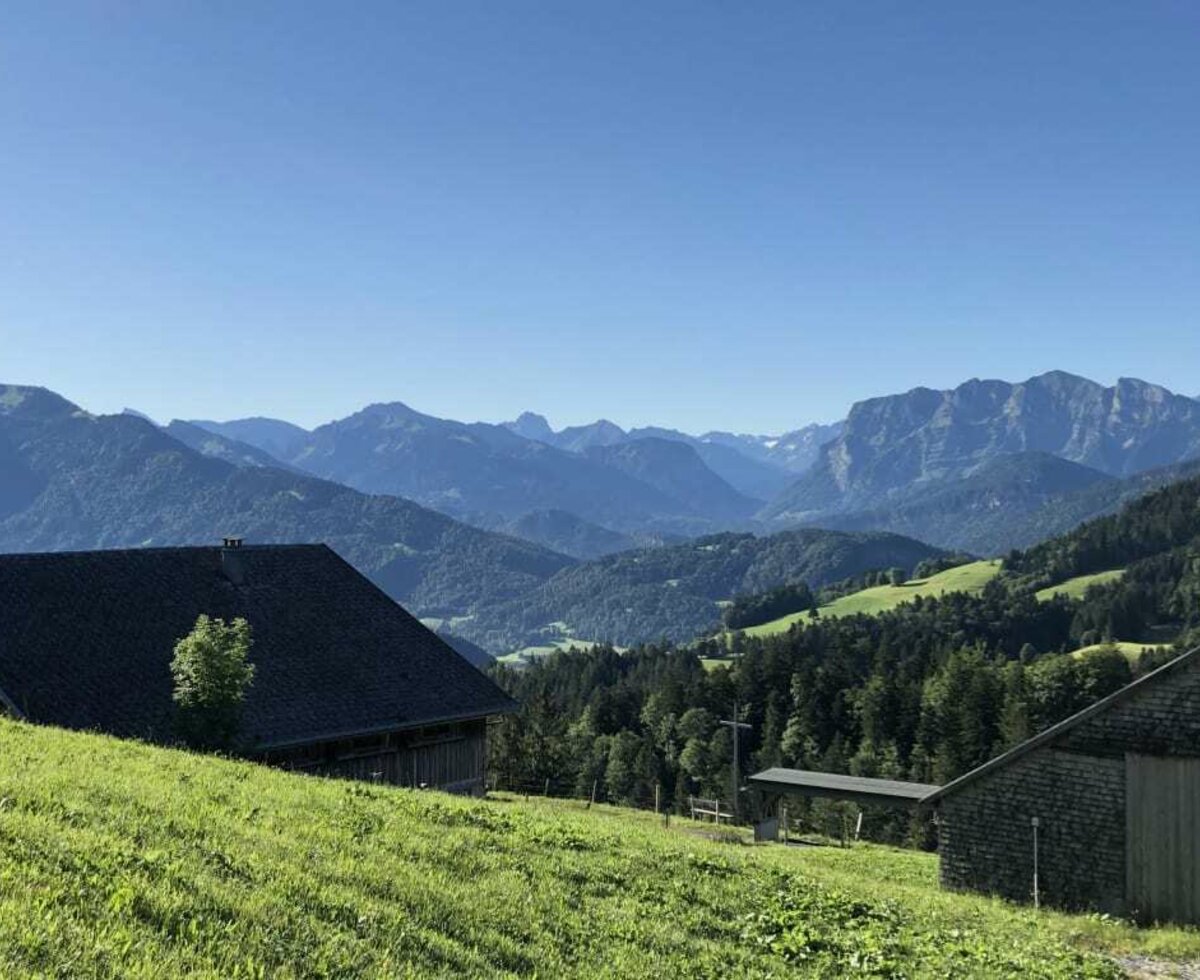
left=744, top=560, right=1002, bottom=637
left=1, top=721, right=1193, bottom=977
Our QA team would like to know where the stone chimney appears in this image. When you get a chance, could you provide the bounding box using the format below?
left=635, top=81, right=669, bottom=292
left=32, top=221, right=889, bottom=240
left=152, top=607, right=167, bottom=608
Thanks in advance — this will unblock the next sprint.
left=221, top=536, right=246, bottom=585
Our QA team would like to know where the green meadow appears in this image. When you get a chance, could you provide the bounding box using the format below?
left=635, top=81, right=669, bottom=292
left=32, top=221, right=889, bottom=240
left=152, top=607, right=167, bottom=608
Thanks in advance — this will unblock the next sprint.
left=743, top=560, right=1003, bottom=638
left=1, top=718, right=1197, bottom=977
left=1071, top=640, right=1160, bottom=663
left=1036, top=568, right=1127, bottom=602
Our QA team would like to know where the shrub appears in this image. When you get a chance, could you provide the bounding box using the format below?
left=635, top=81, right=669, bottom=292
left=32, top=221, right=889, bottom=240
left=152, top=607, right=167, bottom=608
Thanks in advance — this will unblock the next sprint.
left=170, top=615, right=255, bottom=750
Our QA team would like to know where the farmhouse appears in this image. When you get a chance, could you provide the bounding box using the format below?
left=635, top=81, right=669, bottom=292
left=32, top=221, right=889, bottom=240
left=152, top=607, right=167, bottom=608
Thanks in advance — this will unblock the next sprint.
left=752, top=645, right=1200, bottom=924
left=0, top=541, right=515, bottom=793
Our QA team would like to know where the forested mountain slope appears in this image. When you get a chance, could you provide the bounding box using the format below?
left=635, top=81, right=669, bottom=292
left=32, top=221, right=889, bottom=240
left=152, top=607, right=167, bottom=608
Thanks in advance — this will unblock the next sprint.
left=816, top=453, right=1114, bottom=554
left=164, top=419, right=303, bottom=472
left=584, top=438, right=760, bottom=519
left=462, top=529, right=942, bottom=652
left=187, top=415, right=311, bottom=459
left=815, top=453, right=1200, bottom=557
left=490, top=508, right=641, bottom=559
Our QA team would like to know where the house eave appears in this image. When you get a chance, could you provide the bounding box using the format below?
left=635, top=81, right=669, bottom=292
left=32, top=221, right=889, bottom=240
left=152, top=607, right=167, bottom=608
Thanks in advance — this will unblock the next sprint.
left=252, top=703, right=517, bottom=753
left=0, top=684, right=25, bottom=720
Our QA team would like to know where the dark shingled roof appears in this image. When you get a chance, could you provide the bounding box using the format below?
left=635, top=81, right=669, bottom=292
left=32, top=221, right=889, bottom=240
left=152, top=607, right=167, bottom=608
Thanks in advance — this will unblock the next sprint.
left=748, top=768, right=941, bottom=807
left=0, top=544, right=515, bottom=748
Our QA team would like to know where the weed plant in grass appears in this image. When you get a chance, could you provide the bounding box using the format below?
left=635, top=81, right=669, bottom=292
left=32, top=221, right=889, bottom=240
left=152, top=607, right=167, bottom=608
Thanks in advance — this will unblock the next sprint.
left=0, top=719, right=1183, bottom=977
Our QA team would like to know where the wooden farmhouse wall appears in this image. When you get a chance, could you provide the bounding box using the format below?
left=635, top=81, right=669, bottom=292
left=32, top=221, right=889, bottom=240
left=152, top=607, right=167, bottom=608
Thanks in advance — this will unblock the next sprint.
left=936, top=656, right=1200, bottom=920
left=262, top=718, right=488, bottom=795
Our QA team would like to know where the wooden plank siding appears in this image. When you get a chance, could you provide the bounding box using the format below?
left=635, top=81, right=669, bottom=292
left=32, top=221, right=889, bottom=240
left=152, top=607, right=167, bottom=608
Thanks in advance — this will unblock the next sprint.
left=261, top=719, right=488, bottom=795
left=1126, top=753, right=1200, bottom=924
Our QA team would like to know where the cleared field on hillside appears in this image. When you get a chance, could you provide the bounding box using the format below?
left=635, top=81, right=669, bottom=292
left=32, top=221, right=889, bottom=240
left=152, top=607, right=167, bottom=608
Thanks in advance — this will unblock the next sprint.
left=1036, top=569, right=1126, bottom=602
left=2, top=720, right=1191, bottom=976
left=497, top=638, right=598, bottom=665
left=496, top=624, right=611, bottom=666
left=1072, top=641, right=1160, bottom=662
left=743, top=560, right=1002, bottom=637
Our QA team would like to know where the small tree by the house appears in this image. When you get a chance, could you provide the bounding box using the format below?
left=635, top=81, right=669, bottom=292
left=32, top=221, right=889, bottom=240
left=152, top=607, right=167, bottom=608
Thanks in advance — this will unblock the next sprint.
left=170, top=614, right=256, bottom=750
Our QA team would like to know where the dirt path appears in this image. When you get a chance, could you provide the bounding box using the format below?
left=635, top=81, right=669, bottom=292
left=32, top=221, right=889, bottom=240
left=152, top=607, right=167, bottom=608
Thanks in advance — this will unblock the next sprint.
left=1116, top=956, right=1200, bottom=979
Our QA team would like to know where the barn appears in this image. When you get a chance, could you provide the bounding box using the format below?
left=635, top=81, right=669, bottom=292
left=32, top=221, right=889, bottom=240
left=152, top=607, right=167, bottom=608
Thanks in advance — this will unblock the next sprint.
left=0, top=541, right=515, bottom=794
left=752, top=646, right=1200, bottom=923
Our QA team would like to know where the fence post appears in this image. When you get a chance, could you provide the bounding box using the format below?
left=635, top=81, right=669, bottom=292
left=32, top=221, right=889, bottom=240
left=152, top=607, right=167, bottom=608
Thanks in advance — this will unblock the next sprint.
left=1032, top=816, right=1040, bottom=909
left=544, top=777, right=550, bottom=797
left=654, top=783, right=660, bottom=815
left=588, top=780, right=597, bottom=809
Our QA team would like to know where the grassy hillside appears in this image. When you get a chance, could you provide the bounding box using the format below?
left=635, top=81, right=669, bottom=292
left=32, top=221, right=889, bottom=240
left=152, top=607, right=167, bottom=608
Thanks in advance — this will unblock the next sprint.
left=495, top=630, right=610, bottom=666
left=0, top=719, right=1187, bottom=977
left=1036, top=569, right=1126, bottom=602
left=743, top=560, right=1001, bottom=637
left=1071, top=641, right=1159, bottom=662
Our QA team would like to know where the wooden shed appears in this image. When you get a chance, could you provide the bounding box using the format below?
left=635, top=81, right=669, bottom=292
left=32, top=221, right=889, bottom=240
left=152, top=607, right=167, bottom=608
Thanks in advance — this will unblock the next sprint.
left=0, top=542, right=516, bottom=794
left=753, top=646, right=1200, bottom=923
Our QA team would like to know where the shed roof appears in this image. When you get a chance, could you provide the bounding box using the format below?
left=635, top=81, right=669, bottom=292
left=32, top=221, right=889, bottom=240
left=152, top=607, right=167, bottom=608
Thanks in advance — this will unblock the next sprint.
left=748, top=767, right=941, bottom=807
left=0, top=544, right=516, bottom=748
left=923, top=645, right=1200, bottom=804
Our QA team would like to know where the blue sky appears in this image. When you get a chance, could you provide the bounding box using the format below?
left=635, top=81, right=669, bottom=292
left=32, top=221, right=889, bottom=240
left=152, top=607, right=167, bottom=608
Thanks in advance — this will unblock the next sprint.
left=2, top=2, right=1197, bottom=434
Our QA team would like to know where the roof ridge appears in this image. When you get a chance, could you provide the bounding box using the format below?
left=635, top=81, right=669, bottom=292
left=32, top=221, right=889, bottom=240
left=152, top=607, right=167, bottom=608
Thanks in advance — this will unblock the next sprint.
left=922, top=645, right=1200, bottom=804
left=0, top=543, right=329, bottom=560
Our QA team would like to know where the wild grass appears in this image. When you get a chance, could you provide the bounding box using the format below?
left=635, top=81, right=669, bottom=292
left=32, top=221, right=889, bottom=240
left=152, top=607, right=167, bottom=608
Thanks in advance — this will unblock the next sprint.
left=0, top=719, right=1192, bottom=977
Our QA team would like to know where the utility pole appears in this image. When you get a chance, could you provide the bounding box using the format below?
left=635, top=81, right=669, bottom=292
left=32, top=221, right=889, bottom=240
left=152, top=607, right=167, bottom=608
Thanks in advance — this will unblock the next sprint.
left=720, top=701, right=752, bottom=823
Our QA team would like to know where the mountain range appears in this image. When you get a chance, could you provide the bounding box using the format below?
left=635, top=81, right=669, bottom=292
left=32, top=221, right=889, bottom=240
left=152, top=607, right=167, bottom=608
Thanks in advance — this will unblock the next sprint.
left=184, top=371, right=1200, bottom=561
left=0, top=386, right=572, bottom=620
left=183, top=403, right=842, bottom=552
left=764, top=372, right=1200, bottom=524
left=0, top=383, right=928, bottom=655
left=7, top=370, right=1200, bottom=656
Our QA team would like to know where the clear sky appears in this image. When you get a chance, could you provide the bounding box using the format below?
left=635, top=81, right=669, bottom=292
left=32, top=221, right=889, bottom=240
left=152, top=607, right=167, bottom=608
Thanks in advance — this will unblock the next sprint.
left=2, top=2, right=1197, bottom=434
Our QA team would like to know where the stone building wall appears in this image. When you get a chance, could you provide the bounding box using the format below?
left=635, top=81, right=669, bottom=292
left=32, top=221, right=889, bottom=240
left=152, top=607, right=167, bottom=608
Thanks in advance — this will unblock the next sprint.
left=937, top=655, right=1200, bottom=913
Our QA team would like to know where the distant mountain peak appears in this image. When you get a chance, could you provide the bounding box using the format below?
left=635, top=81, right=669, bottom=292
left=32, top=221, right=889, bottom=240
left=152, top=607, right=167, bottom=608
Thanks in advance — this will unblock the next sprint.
left=762, top=371, right=1200, bottom=525
left=503, top=411, right=555, bottom=443
left=188, top=416, right=311, bottom=460
left=553, top=419, right=627, bottom=452
left=0, top=384, right=82, bottom=420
